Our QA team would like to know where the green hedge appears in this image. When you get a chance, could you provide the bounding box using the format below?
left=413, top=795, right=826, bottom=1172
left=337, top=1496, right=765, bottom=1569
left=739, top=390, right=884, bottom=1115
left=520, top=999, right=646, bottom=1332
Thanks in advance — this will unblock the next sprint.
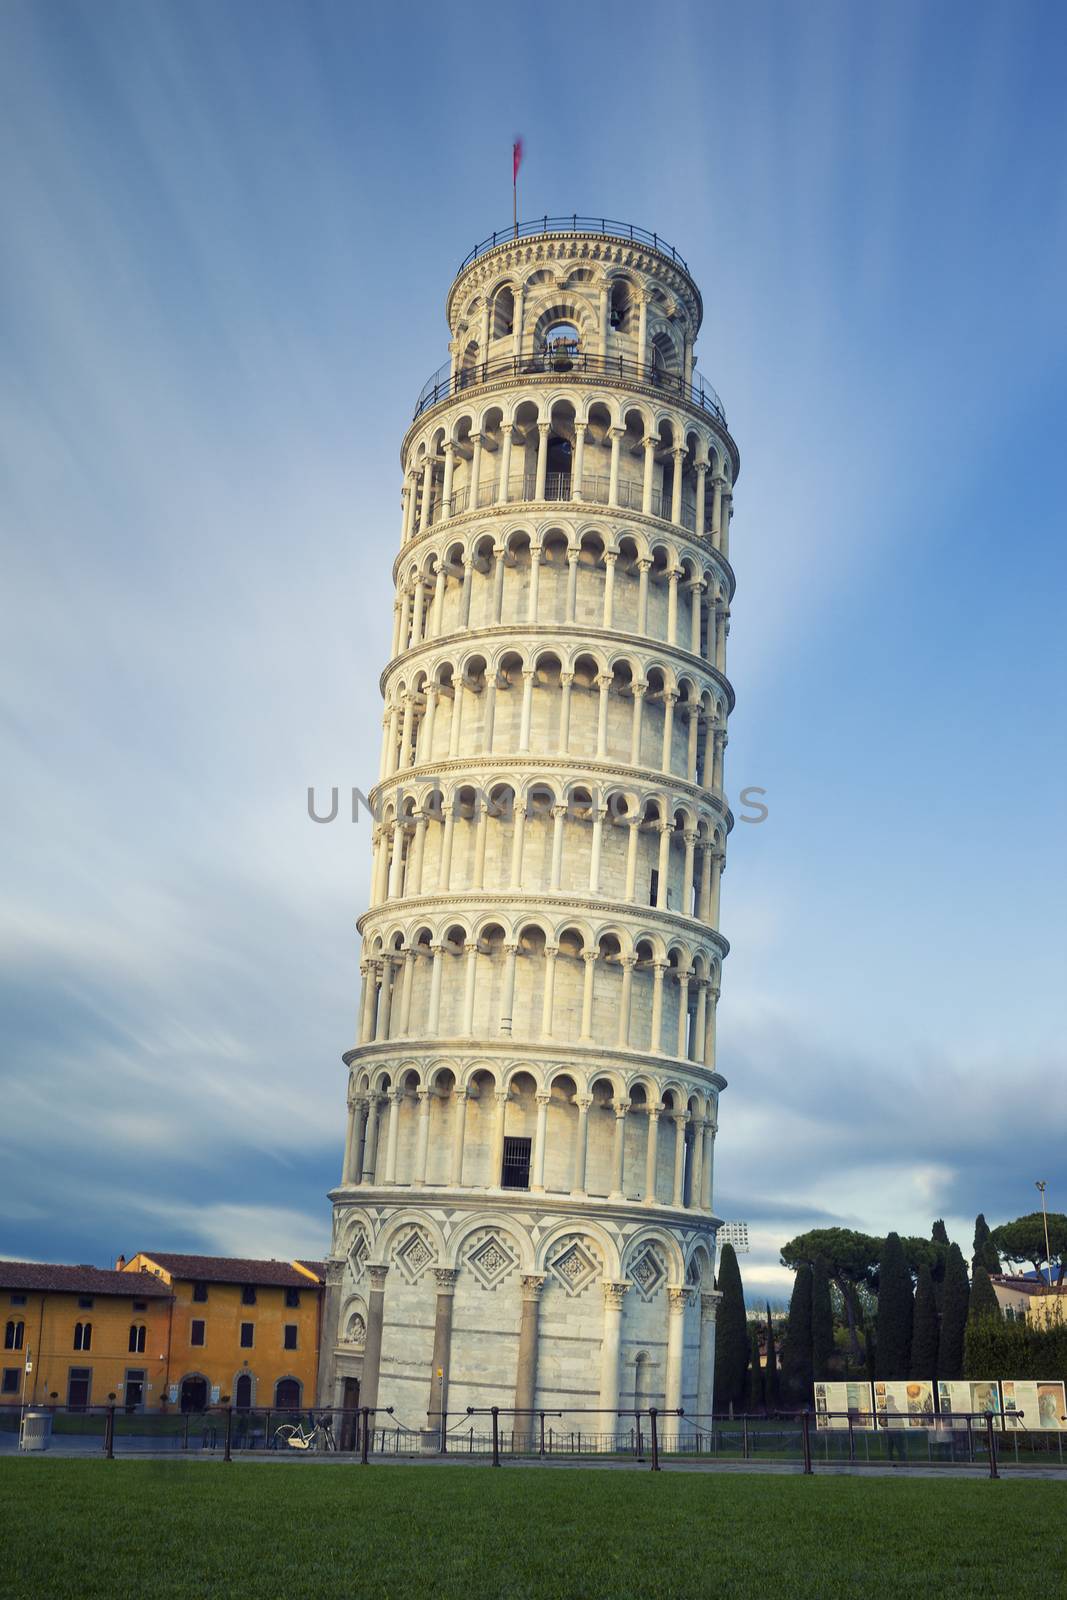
left=963, top=1317, right=1067, bottom=1380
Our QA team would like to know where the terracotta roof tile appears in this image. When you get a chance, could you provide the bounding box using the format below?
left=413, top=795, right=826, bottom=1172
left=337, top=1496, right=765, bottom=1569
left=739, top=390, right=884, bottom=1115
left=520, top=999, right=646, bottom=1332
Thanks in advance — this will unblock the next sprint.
left=135, top=1253, right=321, bottom=1288
left=0, top=1260, right=171, bottom=1298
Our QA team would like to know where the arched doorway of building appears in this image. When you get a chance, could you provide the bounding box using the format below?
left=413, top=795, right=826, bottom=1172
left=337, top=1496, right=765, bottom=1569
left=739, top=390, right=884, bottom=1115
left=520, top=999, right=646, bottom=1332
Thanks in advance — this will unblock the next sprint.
left=234, top=1373, right=253, bottom=1409
left=275, top=1377, right=301, bottom=1411
left=180, top=1375, right=208, bottom=1412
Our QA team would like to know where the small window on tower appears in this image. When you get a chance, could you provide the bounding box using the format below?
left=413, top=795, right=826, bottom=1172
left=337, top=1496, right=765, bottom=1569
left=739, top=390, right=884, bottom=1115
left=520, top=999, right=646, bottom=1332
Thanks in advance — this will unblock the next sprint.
left=501, top=1137, right=532, bottom=1190
left=649, top=868, right=659, bottom=905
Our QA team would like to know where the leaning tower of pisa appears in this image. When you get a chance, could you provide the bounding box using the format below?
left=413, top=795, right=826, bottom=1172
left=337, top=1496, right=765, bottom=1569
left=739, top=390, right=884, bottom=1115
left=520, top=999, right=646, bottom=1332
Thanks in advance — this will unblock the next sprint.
left=318, top=217, right=739, bottom=1442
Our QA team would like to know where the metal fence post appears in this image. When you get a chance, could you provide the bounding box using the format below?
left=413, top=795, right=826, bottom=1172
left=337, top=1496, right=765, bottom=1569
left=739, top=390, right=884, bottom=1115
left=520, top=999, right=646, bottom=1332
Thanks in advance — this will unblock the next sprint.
left=360, top=1407, right=370, bottom=1465
left=491, top=1405, right=500, bottom=1467
left=649, top=1408, right=660, bottom=1472
left=539, top=1411, right=545, bottom=1458
left=223, top=1406, right=233, bottom=1463
left=802, top=1410, right=813, bottom=1475
left=104, top=1404, right=115, bottom=1460
left=986, top=1413, right=999, bottom=1480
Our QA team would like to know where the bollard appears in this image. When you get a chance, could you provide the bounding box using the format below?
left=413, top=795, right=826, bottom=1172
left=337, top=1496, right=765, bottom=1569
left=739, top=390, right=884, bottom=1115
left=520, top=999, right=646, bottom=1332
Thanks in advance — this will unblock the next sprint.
left=491, top=1406, right=500, bottom=1467
left=801, top=1410, right=813, bottom=1475
left=649, top=1408, right=660, bottom=1472
left=104, top=1404, right=115, bottom=1460
left=224, top=1406, right=233, bottom=1464
left=986, top=1413, right=999, bottom=1480
left=360, top=1407, right=370, bottom=1466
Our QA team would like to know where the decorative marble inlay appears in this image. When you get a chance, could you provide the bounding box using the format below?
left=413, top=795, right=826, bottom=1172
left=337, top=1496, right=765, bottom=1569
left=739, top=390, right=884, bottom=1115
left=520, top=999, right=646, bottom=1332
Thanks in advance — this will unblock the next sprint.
left=548, top=1237, right=599, bottom=1297
left=348, top=1228, right=369, bottom=1280
left=467, top=1232, right=519, bottom=1290
left=628, top=1245, right=666, bottom=1301
left=393, top=1228, right=435, bottom=1283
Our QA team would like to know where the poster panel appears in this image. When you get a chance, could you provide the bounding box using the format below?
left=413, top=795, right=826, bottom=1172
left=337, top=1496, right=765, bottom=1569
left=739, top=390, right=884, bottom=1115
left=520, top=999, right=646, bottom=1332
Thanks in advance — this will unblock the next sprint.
left=937, top=1380, right=1001, bottom=1418
left=813, top=1380, right=874, bottom=1430
left=1001, top=1380, right=1067, bottom=1431
left=873, top=1380, right=935, bottom=1427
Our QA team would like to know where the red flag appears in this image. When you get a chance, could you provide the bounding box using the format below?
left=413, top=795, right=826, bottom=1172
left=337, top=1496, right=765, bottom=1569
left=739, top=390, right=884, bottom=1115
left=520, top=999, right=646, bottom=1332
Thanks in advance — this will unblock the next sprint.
left=513, top=138, right=523, bottom=183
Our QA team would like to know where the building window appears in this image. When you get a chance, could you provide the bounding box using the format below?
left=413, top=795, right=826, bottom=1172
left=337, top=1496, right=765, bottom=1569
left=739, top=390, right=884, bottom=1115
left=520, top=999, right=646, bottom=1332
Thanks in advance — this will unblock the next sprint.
left=284, top=1288, right=300, bottom=1309
left=9, top=1294, right=27, bottom=1307
left=2, top=1367, right=20, bottom=1395
left=4, top=1321, right=24, bottom=1351
left=190, top=1319, right=205, bottom=1347
left=649, top=868, right=659, bottom=906
left=501, top=1136, right=532, bottom=1190
left=241, top=1285, right=256, bottom=1306
left=240, top=1322, right=254, bottom=1349
left=73, top=1322, right=92, bottom=1351
left=78, top=1297, right=94, bottom=1310
left=283, top=1324, right=298, bottom=1351
left=192, top=1282, right=208, bottom=1303
left=129, top=1324, right=146, bottom=1353
left=133, top=1299, right=147, bottom=1311
left=234, top=1373, right=253, bottom=1409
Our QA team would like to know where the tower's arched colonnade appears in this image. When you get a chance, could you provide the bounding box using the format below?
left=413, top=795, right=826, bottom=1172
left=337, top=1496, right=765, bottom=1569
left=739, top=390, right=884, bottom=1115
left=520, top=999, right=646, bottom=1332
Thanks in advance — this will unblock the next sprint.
left=320, top=224, right=741, bottom=1444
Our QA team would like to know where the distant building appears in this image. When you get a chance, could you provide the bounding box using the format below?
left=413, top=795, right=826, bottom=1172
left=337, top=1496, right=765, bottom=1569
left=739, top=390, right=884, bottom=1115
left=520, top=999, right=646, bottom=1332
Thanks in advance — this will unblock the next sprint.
left=990, top=1274, right=1066, bottom=1327
left=1, top=1261, right=171, bottom=1411
left=124, top=1254, right=324, bottom=1411
left=1, top=1253, right=325, bottom=1412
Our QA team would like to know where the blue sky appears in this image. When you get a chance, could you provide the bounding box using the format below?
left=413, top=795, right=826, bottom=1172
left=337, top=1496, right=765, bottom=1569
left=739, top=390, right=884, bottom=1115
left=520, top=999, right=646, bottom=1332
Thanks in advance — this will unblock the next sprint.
left=2, top=0, right=1064, bottom=1301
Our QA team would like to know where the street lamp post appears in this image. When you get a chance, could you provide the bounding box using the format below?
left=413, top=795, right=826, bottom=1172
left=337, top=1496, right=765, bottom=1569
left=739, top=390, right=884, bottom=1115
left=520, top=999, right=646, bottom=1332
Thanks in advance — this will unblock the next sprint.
left=1035, top=1181, right=1053, bottom=1294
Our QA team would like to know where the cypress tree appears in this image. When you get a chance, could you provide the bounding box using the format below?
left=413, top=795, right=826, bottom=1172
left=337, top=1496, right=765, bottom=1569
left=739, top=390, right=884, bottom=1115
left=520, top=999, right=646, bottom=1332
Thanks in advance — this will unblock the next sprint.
left=812, top=1256, right=835, bottom=1379
left=972, top=1214, right=1001, bottom=1276
left=714, top=1243, right=749, bottom=1410
left=937, top=1243, right=970, bottom=1380
left=781, top=1263, right=814, bottom=1403
left=875, top=1232, right=913, bottom=1378
left=910, top=1264, right=939, bottom=1378
left=746, top=1322, right=764, bottom=1413
left=931, top=1219, right=950, bottom=1246
left=764, top=1303, right=781, bottom=1409
left=968, top=1264, right=1000, bottom=1323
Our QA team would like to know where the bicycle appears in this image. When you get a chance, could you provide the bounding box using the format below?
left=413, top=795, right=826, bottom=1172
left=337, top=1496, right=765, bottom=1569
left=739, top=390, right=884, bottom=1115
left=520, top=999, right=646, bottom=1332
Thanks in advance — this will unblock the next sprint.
left=273, top=1414, right=336, bottom=1452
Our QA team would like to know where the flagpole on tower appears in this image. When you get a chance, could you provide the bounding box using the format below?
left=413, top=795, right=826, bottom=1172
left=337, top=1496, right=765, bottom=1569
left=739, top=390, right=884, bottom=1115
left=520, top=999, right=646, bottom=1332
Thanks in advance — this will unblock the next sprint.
left=512, top=137, right=523, bottom=239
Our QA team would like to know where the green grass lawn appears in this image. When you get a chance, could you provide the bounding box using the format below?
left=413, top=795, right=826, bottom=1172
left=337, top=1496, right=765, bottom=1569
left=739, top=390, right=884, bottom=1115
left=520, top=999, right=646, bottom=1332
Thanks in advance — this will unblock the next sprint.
left=2, top=1460, right=1062, bottom=1599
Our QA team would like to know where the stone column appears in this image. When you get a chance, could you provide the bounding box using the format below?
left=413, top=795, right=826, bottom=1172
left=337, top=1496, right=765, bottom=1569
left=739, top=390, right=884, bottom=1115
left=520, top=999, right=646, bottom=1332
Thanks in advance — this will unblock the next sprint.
left=710, top=474, right=723, bottom=545
left=341, top=1095, right=360, bottom=1184
left=637, top=294, right=648, bottom=363
left=471, top=798, right=489, bottom=889
left=572, top=420, right=587, bottom=498
left=527, top=541, right=542, bottom=621
left=637, top=558, right=651, bottom=632
left=518, top=669, right=535, bottom=751
left=651, top=959, right=667, bottom=1052
left=624, top=815, right=641, bottom=901
left=671, top=446, right=686, bottom=525
left=449, top=1088, right=469, bottom=1186
left=566, top=550, right=580, bottom=622
left=602, top=550, right=617, bottom=628
left=660, top=691, right=676, bottom=774
left=513, top=283, right=524, bottom=357
left=692, top=980, right=707, bottom=1065
left=469, top=433, right=483, bottom=508
left=497, top=423, right=513, bottom=503
left=704, top=984, right=719, bottom=1070
left=598, top=282, right=610, bottom=356
left=361, top=1094, right=381, bottom=1184
left=410, top=814, right=428, bottom=899
left=702, top=1121, right=716, bottom=1210
left=608, top=427, right=623, bottom=506
left=360, top=1264, right=389, bottom=1413
left=666, top=567, right=679, bottom=644
left=535, top=421, right=550, bottom=500
left=655, top=823, right=671, bottom=909
left=557, top=673, right=573, bottom=752
left=572, top=1095, right=592, bottom=1194
left=579, top=949, right=597, bottom=1041
left=540, top=944, right=558, bottom=1037
left=697, top=1291, right=722, bottom=1417
left=549, top=804, right=567, bottom=890
left=610, top=1100, right=628, bottom=1200
left=641, top=437, right=656, bottom=516
left=491, top=545, right=506, bottom=624
left=414, top=1088, right=433, bottom=1184
left=644, top=1106, right=661, bottom=1203
left=671, top=1112, right=687, bottom=1206
left=665, top=1286, right=690, bottom=1434
left=425, top=1268, right=459, bottom=1444
left=616, top=955, right=636, bottom=1047
left=510, top=796, right=527, bottom=888
left=675, top=968, right=691, bottom=1060
left=514, top=1274, right=547, bottom=1439
left=688, top=1111, right=703, bottom=1208
left=682, top=828, right=697, bottom=913
left=490, top=1089, right=509, bottom=1187
left=589, top=804, right=607, bottom=894
left=357, top=963, right=376, bottom=1044
left=439, top=802, right=456, bottom=889
left=440, top=441, right=456, bottom=515
left=596, top=673, right=612, bottom=758
left=315, top=1257, right=345, bottom=1406
left=499, top=942, right=519, bottom=1036
left=375, top=954, right=395, bottom=1039
left=419, top=687, right=437, bottom=765
left=427, top=943, right=445, bottom=1032
left=531, top=1091, right=551, bottom=1191
left=409, top=576, right=425, bottom=646
left=459, top=556, right=474, bottom=630
left=686, top=708, right=700, bottom=783
left=630, top=681, right=646, bottom=766
left=694, top=462, right=707, bottom=538
left=598, top=1281, right=630, bottom=1423
left=383, top=1089, right=403, bottom=1183
left=461, top=941, right=479, bottom=1035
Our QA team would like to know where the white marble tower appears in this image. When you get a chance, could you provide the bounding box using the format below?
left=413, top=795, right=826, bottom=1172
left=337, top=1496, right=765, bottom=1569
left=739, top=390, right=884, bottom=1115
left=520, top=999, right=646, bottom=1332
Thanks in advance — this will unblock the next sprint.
left=319, top=218, right=739, bottom=1443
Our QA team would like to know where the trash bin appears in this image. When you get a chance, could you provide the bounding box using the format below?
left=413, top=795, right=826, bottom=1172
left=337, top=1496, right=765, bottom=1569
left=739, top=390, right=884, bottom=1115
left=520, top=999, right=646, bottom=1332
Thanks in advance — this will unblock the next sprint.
left=19, top=1410, right=53, bottom=1452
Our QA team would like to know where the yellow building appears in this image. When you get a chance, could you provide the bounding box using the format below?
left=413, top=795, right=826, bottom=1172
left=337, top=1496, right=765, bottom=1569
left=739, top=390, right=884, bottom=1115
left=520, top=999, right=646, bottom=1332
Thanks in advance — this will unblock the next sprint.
left=123, top=1253, right=324, bottom=1411
left=1, top=1261, right=172, bottom=1410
